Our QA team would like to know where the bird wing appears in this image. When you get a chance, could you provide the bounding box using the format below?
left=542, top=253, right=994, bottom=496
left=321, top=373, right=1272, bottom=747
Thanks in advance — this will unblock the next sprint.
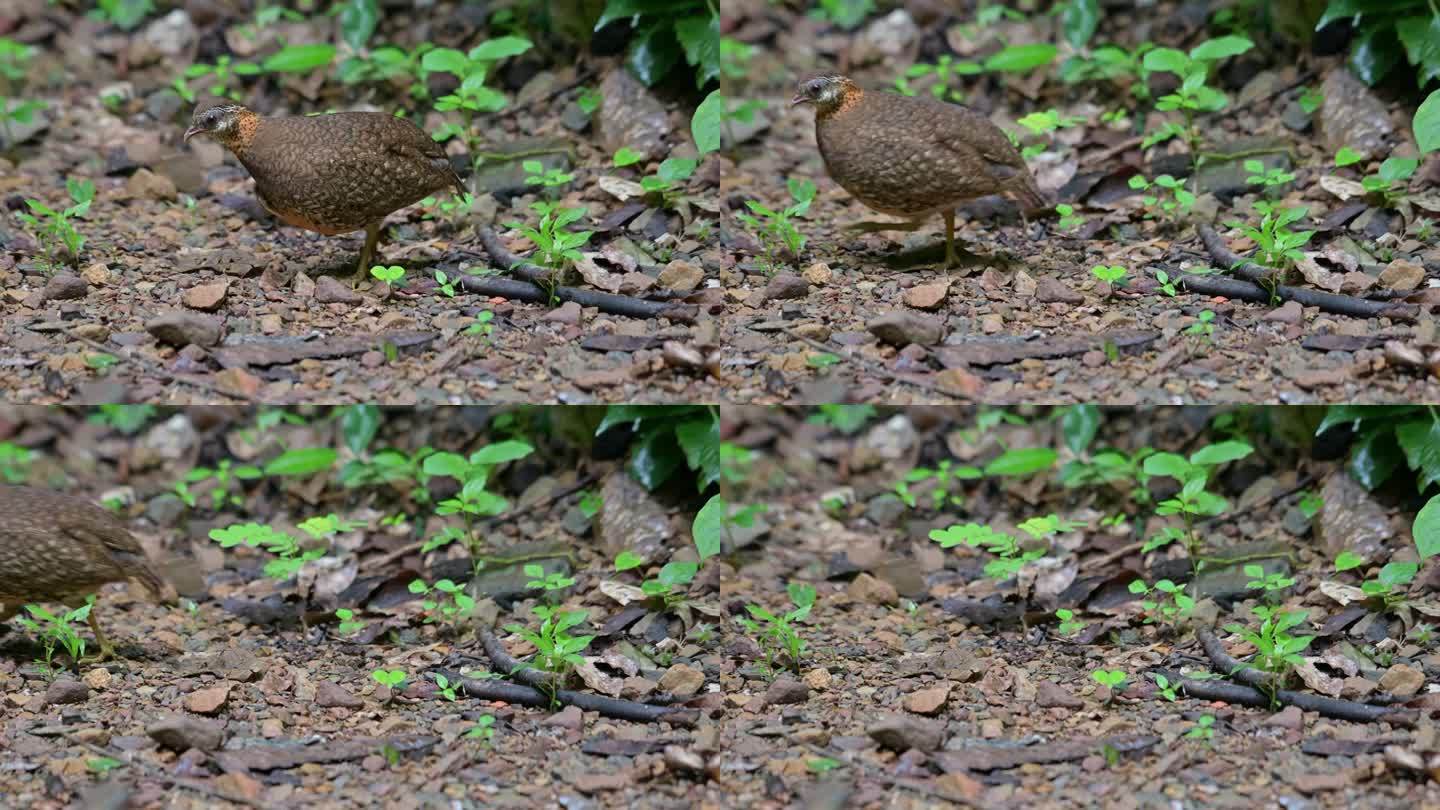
left=384, top=136, right=466, bottom=198
left=63, top=518, right=166, bottom=597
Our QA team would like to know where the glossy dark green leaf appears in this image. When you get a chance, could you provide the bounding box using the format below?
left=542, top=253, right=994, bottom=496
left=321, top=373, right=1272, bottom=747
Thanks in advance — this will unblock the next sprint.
left=340, top=404, right=381, bottom=455
left=1415, top=494, right=1440, bottom=559
left=264, top=447, right=338, bottom=477
left=628, top=427, right=683, bottom=491
left=262, top=44, right=336, bottom=73
left=1395, top=418, right=1440, bottom=491
left=1396, top=14, right=1440, bottom=85
left=627, top=23, right=680, bottom=86
left=339, top=0, right=379, bottom=52
left=1348, top=427, right=1403, bottom=490
left=984, top=448, right=1058, bottom=477
left=675, top=415, right=719, bottom=491
left=674, top=12, right=719, bottom=87
left=1061, top=0, right=1100, bottom=49
left=1060, top=404, right=1102, bottom=455
left=1348, top=26, right=1402, bottom=86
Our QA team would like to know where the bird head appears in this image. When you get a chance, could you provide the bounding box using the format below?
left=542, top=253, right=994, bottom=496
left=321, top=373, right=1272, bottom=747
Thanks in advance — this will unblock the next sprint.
left=184, top=103, right=249, bottom=145
left=791, top=75, right=858, bottom=112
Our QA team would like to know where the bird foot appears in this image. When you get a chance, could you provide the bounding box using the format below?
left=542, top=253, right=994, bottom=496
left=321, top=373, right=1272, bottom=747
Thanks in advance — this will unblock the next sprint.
left=79, top=640, right=116, bottom=664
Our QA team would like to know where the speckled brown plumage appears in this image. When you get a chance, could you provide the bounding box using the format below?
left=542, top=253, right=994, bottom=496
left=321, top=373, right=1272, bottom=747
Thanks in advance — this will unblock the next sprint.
left=792, top=75, right=1046, bottom=267
left=0, top=486, right=165, bottom=658
left=185, top=103, right=466, bottom=282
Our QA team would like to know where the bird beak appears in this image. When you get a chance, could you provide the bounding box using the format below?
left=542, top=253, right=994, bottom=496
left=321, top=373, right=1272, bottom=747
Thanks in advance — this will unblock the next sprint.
left=790, top=94, right=807, bottom=107
left=183, top=126, right=203, bottom=142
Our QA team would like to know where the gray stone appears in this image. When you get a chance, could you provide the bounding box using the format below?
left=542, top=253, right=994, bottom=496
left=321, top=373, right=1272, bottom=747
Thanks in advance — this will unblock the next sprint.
left=146, top=311, right=224, bottom=348
left=43, top=273, right=88, bottom=301
left=45, top=679, right=89, bottom=705
left=1319, top=68, right=1394, bottom=156
left=868, top=311, right=943, bottom=347
left=595, top=67, right=672, bottom=161
left=148, top=715, right=225, bottom=752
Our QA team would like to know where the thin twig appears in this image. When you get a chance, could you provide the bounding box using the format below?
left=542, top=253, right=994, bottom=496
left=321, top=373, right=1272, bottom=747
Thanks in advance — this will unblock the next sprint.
left=1194, top=225, right=1418, bottom=321
left=433, top=668, right=699, bottom=725
left=1185, top=628, right=1420, bottom=724
left=475, top=227, right=700, bottom=321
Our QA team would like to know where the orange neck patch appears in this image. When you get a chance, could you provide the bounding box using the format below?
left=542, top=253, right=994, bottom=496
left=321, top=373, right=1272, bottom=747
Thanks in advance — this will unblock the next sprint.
left=819, top=84, right=864, bottom=121
left=225, top=110, right=262, bottom=156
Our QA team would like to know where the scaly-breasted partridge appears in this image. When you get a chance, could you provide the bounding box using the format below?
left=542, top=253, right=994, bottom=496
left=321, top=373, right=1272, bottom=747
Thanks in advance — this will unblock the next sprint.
left=185, top=103, right=466, bottom=284
left=791, top=75, right=1047, bottom=268
left=0, top=485, right=167, bottom=660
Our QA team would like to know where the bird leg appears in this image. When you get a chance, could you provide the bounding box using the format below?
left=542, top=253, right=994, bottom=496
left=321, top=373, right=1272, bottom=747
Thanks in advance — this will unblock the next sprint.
left=83, top=608, right=116, bottom=663
left=353, top=222, right=382, bottom=288
left=943, top=210, right=961, bottom=270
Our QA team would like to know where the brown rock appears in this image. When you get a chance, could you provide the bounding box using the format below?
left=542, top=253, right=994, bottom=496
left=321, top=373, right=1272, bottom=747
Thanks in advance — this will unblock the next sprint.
left=904, top=281, right=950, bottom=309
left=185, top=683, right=231, bottom=714
left=847, top=571, right=899, bottom=605
left=214, top=368, right=262, bottom=400
left=869, top=714, right=944, bottom=752
left=315, top=275, right=363, bottom=305
left=904, top=684, right=950, bottom=714
left=1263, top=300, right=1304, bottom=324
left=148, top=715, right=226, bottom=752
left=657, top=663, right=704, bottom=697
left=802, top=261, right=832, bottom=285
left=763, top=273, right=809, bottom=301
left=147, top=311, right=224, bottom=348
left=657, top=259, right=703, bottom=291
left=763, top=677, right=809, bottom=706
left=183, top=280, right=229, bottom=311
left=1035, top=277, right=1083, bottom=304
left=1378, top=663, right=1424, bottom=697
left=45, top=679, right=89, bottom=705
left=868, top=311, right=943, bottom=347
left=42, top=273, right=88, bottom=301
left=315, top=681, right=363, bottom=709
left=1378, top=258, right=1424, bottom=291
left=1035, top=681, right=1082, bottom=709
left=936, top=367, right=984, bottom=397
left=126, top=167, right=178, bottom=201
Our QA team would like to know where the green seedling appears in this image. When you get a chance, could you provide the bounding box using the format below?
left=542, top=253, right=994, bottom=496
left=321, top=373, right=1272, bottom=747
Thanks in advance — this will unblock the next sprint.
left=209, top=521, right=333, bottom=581
left=1128, top=579, right=1195, bottom=627
left=1335, top=147, right=1365, bottom=167
left=409, top=578, right=476, bottom=625
left=1244, top=159, right=1295, bottom=197
left=17, top=177, right=94, bottom=269
left=15, top=599, right=92, bottom=677
left=505, top=201, right=592, bottom=274
left=1298, top=86, right=1322, bottom=114
left=1055, top=203, right=1084, bottom=230
left=1298, top=492, right=1323, bottom=519
left=1091, top=265, right=1127, bottom=288
left=895, top=459, right=980, bottom=511
left=639, top=157, right=699, bottom=208
left=524, top=564, right=576, bottom=602
left=370, top=265, right=405, bottom=286
left=1141, top=440, right=1254, bottom=571
left=464, top=715, right=496, bottom=742
left=735, top=178, right=815, bottom=273
left=371, top=669, right=407, bottom=690
left=1243, top=564, right=1295, bottom=604
left=0, top=96, right=45, bottom=151
left=895, top=54, right=979, bottom=102
left=1359, top=561, right=1417, bottom=610
left=1059, top=43, right=1153, bottom=99
left=174, top=459, right=254, bottom=509
left=1091, top=669, right=1127, bottom=701
left=334, top=608, right=366, bottom=636
left=1141, top=36, right=1254, bottom=167
left=504, top=605, right=594, bottom=680
left=808, top=404, right=876, bottom=435
left=92, top=0, right=153, bottom=31
left=433, top=269, right=457, bottom=298
left=419, top=440, right=532, bottom=567
left=614, top=551, right=645, bottom=572
left=1185, top=309, right=1216, bottom=339
left=578, top=491, right=602, bottom=519
left=1223, top=606, right=1313, bottom=684
left=523, top=159, right=575, bottom=192
left=464, top=310, right=496, bottom=339
left=639, top=561, right=700, bottom=609
left=1015, top=108, right=1084, bottom=159
left=1060, top=446, right=1155, bottom=498
left=420, top=191, right=477, bottom=224
left=0, top=36, right=33, bottom=82
left=433, top=673, right=458, bottom=701
left=1409, top=623, right=1434, bottom=646
left=1227, top=204, right=1313, bottom=271
left=737, top=581, right=815, bottom=679
left=1185, top=714, right=1215, bottom=741
left=1154, top=269, right=1178, bottom=296
left=930, top=516, right=1080, bottom=582
left=339, top=43, right=434, bottom=101
left=1361, top=157, right=1418, bottom=208
left=1334, top=551, right=1366, bottom=572
left=1128, top=174, right=1194, bottom=221
left=1153, top=673, right=1178, bottom=701
left=613, top=147, right=644, bottom=167
left=1055, top=608, right=1085, bottom=636
left=180, top=55, right=260, bottom=101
